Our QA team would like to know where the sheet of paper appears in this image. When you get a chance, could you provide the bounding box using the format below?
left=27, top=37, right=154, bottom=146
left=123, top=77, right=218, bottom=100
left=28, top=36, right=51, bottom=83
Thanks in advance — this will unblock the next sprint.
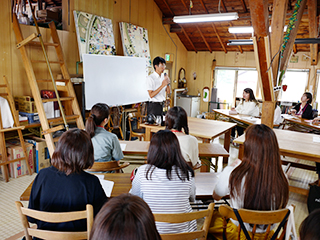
left=95, top=175, right=104, bottom=180
left=120, top=143, right=126, bottom=151
left=98, top=179, right=114, bottom=197
left=313, top=136, right=320, bottom=143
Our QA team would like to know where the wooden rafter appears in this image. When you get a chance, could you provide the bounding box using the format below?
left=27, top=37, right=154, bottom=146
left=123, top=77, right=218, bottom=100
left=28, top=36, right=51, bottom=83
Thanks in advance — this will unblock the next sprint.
left=239, top=0, right=247, bottom=12
left=293, top=44, right=297, bottom=54
left=180, top=0, right=188, bottom=13
left=162, top=0, right=174, bottom=16
left=270, top=0, right=288, bottom=87
left=196, top=25, right=212, bottom=52
left=181, top=26, right=197, bottom=52
left=229, top=22, right=243, bottom=53
left=199, top=0, right=209, bottom=13
left=211, top=23, right=227, bottom=53
left=220, top=0, right=227, bottom=12
left=308, top=0, right=318, bottom=65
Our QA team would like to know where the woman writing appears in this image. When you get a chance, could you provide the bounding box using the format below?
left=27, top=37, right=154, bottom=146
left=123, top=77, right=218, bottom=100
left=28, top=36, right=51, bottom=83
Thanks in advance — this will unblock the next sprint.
left=85, top=103, right=124, bottom=163
left=210, top=124, right=289, bottom=239
left=290, top=92, right=313, bottom=119
left=28, top=129, right=108, bottom=232
left=165, top=106, right=199, bottom=167
left=231, top=88, right=259, bottom=138
left=130, top=130, right=196, bottom=234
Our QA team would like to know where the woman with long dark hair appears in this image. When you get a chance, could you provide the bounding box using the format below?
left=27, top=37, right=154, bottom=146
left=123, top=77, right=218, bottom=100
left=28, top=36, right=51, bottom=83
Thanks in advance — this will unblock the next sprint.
left=210, top=124, right=289, bottom=239
left=290, top=92, right=313, bottom=119
left=130, top=130, right=196, bottom=234
left=165, top=106, right=199, bottom=167
left=85, top=103, right=123, bottom=163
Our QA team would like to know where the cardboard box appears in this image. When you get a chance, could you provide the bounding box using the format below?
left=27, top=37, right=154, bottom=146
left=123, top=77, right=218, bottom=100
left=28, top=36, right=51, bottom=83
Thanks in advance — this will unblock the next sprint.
left=14, top=96, right=37, bottom=113
left=6, top=140, right=34, bottom=178
left=25, top=137, right=51, bottom=173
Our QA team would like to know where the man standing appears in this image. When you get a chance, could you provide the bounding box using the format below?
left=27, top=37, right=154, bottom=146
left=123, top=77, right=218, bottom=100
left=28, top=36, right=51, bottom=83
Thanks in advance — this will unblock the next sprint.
left=146, top=56, right=171, bottom=123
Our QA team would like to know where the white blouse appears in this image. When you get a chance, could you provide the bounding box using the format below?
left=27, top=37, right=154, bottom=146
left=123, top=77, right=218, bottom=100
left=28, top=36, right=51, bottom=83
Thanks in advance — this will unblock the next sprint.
left=235, top=101, right=259, bottom=117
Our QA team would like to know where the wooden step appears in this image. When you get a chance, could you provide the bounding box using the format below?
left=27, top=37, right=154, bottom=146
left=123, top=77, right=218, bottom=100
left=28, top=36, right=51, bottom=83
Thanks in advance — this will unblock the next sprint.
left=29, top=41, right=59, bottom=47
left=17, top=33, right=38, bottom=49
left=37, top=79, right=69, bottom=83
left=42, top=97, right=74, bottom=103
left=0, top=93, right=8, bottom=97
left=0, top=84, right=7, bottom=88
left=30, top=60, right=64, bottom=64
left=0, top=126, right=25, bottom=133
left=0, top=157, right=28, bottom=166
left=47, top=114, right=80, bottom=124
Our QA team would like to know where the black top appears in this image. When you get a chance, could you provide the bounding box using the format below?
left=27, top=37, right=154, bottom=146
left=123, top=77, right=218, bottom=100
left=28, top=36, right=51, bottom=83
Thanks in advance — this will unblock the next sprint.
left=28, top=166, right=107, bottom=232
left=293, top=103, right=313, bottom=119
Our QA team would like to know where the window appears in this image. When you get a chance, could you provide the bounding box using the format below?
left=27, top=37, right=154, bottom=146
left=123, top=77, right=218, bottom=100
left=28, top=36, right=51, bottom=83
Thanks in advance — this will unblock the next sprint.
left=215, top=68, right=260, bottom=106
left=279, top=69, right=309, bottom=102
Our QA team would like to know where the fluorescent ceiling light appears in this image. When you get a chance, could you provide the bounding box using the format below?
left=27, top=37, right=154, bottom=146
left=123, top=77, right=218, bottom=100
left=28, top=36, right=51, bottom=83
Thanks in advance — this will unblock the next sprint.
left=228, top=26, right=287, bottom=34
left=227, top=38, right=320, bottom=46
left=173, top=12, right=239, bottom=23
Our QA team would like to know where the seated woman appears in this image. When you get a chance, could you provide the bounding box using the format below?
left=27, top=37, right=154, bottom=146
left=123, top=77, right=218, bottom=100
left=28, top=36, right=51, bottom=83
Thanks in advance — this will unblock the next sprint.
left=231, top=88, right=259, bottom=138
left=299, top=208, right=320, bottom=240
left=86, top=103, right=124, bottom=163
left=28, top=129, right=108, bottom=232
left=210, top=124, right=289, bottom=239
left=90, top=193, right=161, bottom=240
left=290, top=92, right=313, bottom=119
left=130, top=130, right=196, bottom=234
left=165, top=106, right=199, bottom=167
left=312, top=116, right=320, bottom=123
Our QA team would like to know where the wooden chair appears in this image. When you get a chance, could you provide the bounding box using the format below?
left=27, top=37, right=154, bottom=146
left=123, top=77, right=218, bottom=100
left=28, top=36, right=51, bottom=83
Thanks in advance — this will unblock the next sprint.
left=219, top=204, right=291, bottom=240
left=15, top=201, right=93, bottom=240
left=187, top=161, right=202, bottom=170
left=153, top=202, right=214, bottom=240
left=128, top=112, right=145, bottom=140
left=88, top=160, right=130, bottom=173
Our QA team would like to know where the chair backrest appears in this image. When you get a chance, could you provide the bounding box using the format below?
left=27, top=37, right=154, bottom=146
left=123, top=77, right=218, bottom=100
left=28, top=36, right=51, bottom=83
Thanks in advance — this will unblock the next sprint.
left=15, top=201, right=93, bottom=240
left=88, top=161, right=130, bottom=173
left=110, top=106, right=123, bottom=128
left=153, top=202, right=214, bottom=240
left=219, top=204, right=290, bottom=240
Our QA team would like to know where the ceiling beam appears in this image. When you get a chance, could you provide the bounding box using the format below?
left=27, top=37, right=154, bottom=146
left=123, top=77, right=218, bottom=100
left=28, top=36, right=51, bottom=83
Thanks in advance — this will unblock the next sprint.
left=239, top=0, right=247, bottom=12
left=293, top=44, right=297, bottom=54
left=308, top=0, right=318, bottom=65
left=279, top=0, right=307, bottom=71
left=181, top=26, right=197, bottom=52
left=196, top=25, right=212, bottom=53
left=212, top=23, right=227, bottom=53
left=229, top=22, right=243, bottom=53
left=270, top=0, right=288, bottom=87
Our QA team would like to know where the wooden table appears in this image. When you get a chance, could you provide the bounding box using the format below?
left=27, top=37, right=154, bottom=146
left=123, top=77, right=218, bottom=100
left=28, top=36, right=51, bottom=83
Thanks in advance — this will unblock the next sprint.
left=234, top=129, right=320, bottom=195
left=212, top=109, right=261, bottom=126
left=140, top=117, right=236, bottom=165
left=120, top=140, right=229, bottom=172
left=20, top=172, right=218, bottom=201
left=283, top=114, right=320, bottom=132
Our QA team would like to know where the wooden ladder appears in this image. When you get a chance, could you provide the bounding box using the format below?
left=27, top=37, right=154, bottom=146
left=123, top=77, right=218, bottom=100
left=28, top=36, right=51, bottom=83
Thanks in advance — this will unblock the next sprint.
left=12, top=11, right=84, bottom=157
left=0, top=76, right=32, bottom=182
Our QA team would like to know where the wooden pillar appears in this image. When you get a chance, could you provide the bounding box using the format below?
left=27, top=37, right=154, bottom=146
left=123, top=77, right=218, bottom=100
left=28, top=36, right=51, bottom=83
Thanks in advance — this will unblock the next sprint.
left=261, top=101, right=275, bottom=129
left=308, top=0, right=318, bottom=65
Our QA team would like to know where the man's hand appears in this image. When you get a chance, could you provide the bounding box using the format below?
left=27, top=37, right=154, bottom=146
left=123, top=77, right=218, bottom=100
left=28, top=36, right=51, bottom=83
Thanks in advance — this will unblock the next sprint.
left=162, top=76, right=170, bottom=86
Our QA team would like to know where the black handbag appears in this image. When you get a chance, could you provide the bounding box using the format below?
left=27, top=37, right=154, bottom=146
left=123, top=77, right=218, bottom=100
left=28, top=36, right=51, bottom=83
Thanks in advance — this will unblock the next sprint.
left=307, top=184, right=320, bottom=213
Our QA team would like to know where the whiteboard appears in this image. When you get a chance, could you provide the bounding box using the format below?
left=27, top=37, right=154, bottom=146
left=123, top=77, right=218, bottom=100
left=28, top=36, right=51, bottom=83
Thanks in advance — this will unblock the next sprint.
left=83, top=54, right=149, bottom=109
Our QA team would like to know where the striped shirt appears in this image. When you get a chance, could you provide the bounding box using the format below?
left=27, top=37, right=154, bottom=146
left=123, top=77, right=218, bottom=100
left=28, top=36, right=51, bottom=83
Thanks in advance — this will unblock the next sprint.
left=130, top=164, right=197, bottom=234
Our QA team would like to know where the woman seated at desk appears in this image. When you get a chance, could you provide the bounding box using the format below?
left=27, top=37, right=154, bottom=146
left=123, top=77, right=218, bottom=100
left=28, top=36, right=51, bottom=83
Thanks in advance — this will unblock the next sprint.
left=130, top=130, right=196, bottom=234
left=209, top=124, right=289, bottom=239
left=86, top=103, right=124, bottom=163
left=28, top=129, right=108, bottom=233
left=290, top=92, right=313, bottom=119
left=231, top=88, right=259, bottom=139
left=165, top=106, right=199, bottom=167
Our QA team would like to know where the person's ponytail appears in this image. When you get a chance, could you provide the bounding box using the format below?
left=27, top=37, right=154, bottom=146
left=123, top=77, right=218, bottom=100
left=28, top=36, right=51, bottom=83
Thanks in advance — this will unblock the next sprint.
left=85, top=114, right=96, bottom=138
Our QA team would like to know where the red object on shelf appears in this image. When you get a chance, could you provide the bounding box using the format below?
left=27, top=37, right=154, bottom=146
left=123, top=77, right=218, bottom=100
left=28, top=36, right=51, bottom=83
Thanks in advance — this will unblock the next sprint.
left=282, top=85, right=288, bottom=92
